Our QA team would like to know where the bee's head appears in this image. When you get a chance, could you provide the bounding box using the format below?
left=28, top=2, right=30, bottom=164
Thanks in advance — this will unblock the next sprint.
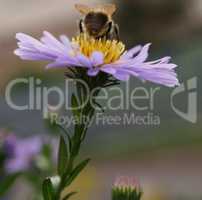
left=84, top=12, right=110, bottom=36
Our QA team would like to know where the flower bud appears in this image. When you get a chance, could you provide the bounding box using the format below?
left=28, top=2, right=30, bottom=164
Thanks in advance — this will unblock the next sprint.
left=112, top=176, right=143, bottom=200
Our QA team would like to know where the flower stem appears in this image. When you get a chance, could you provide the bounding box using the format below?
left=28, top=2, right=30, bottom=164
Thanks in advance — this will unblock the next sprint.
left=43, top=71, right=117, bottom=200
left=54, top=77, right=98, bottom=199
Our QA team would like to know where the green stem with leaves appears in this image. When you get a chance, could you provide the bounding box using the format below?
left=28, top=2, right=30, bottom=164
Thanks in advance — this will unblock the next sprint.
left=42, top=69, right=117, bottom=200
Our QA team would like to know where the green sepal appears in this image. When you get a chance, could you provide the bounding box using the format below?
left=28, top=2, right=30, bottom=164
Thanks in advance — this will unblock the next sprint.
left=112, top=187, right=143, bottom=200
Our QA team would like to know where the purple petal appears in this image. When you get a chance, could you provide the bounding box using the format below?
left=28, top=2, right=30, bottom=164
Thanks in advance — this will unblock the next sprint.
left=146, top=56, right=171, bottom=64
left=41, top=31, right=67, bottom=52
left=15, top=32, right=74, bottom=64
left=46, top=61, right=69, bottom=69
left=132, top=43, right=151, bottom=63
left=113, top=71, right=130, bottom=81
left=76, top=54, right=92, bottom=68
left=121, top=45, right=142, bottom=60
left=100, top=66, right=116, bottom=74
left=90, top=51, right=104, bottom=66
left=126, top=63, right=179, bottom=87
left=87, top=68, right=100, bottom=76
left=60, top=35, right=71, bottom=47
left=14, top=49, right=55, bottom=61
left=103, top=50, right=179, bottom=87
left=16, top=33, right=42, bottom=47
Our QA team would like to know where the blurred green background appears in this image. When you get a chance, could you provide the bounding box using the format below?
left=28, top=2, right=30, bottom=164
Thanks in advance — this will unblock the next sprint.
left=0, top=0, right=202, bottom=199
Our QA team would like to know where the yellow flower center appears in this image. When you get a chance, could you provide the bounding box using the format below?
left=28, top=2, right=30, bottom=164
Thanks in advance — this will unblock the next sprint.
left=72, top=34, right=125, bottom=64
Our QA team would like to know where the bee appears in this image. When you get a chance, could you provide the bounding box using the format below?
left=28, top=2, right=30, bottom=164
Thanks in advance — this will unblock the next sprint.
left=75, top=4, right=119, bottom=41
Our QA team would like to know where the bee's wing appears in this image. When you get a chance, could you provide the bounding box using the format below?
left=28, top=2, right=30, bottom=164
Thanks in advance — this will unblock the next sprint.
left=97, top=4, right=117, bottom=16
left=75, top=4, right=91, bottom=15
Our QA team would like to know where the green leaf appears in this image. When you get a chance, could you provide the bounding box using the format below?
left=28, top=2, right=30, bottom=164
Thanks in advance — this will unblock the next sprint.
left=0, top=173, right=21, bottom=196
left=42, top=178, right=55, bottom=200
left=66, top=133, right=72, bottom=153
left=71, top=94, right=80, bottom=119
left=64, top=158, right=90, bottom=187
left=62, top=191, right=77, bottom=200
left=56, top=124, right=72, bottom=153
left=58, top=136, right=69, bottom=176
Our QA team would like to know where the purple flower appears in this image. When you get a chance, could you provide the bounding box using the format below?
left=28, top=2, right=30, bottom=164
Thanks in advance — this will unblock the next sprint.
left=3, top=135, right=16, bottom=158
left=14, top=31, right=179, bottom=87
left=2, top=135, right=42, bottom=173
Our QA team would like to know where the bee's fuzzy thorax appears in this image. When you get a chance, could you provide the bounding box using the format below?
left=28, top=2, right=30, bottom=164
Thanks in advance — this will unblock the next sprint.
left=88, top=9, right=112, bottom=18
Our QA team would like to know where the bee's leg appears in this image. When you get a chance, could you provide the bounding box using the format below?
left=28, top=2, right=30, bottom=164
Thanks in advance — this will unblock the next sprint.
left=114, top=24, right=120, bottom=41
left=106, top=21, right=113, bottom=40
left=79, top=19, right=84, bottom=33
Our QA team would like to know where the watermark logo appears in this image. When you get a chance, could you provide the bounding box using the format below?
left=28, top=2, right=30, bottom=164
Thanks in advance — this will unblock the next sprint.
left=4, top=77, right=160, bottom=119
left=4, top=76, right=198, bottom=126
left=171, top=77, right=197, bottom=123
